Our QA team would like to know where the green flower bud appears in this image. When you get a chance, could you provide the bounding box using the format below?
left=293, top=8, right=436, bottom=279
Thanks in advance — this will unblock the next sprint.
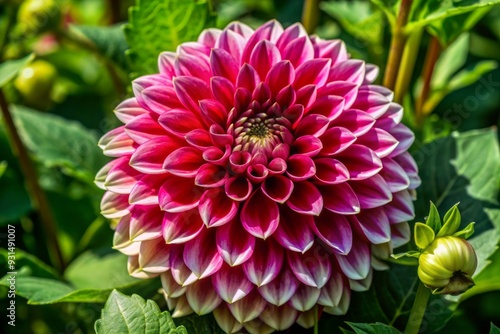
left=418, top=236, right=477, bottom=295
left=17, top=0, right=61, bottom=35
left=14, top=60, right=57, bottom=110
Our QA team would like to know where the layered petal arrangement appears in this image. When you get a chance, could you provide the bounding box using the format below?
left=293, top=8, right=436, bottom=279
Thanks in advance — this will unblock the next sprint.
left=96, top=20, right=421, bottom=333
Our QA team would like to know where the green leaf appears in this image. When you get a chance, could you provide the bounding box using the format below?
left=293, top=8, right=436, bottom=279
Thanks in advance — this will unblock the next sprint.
left=95, top=290, right=187, bottom=334
left=490, top=323, right=500, bottom=334
left=346, top=322, right=401, bottom=334
left=453, top=222, right=475, bottom=239
left=72, top=24, right=129, bottom=69
left=125, top=0, right=216, bottom=77
left=413, top=128, right=500, bottom=237
left=11, top=105, right=108, bottom=184
left=391, top=250, right=421, bottom=259
left=175, top=313, right=225, bottom=334
left=437, top=204, right=462, bottom=237
left=415, top=222, right=436, bottom=249
left=426, top=201, right=442, bottom=233
left=0, top=248, right=59, bottom=279
left=0, top=161, right=6, bottom=178
left=431, top=34, right=470, bottom=93
left=0, top=54, right=34, bottom=88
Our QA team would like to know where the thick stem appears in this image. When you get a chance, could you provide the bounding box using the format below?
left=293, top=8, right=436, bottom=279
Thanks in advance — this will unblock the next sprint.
left=405, top=282, right=432, bottom=334
left=383, top=0, right=414, bottom=90
left=393, top=28, right=423, bottom=103
left=302, top=0, right=320, bottom=34
left=416, top=36, right=441, bottom=127
left=0, top=90, right=65, bottom=271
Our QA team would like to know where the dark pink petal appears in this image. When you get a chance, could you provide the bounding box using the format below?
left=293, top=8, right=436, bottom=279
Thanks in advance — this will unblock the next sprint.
left=276, top=23, right=307, bottom=50
left=199, top=188, right=238, bottom=228
left=195, top=163, right=228, bottom=188
left=129, top=174, right=166, bottom=205
left=352, top=207, right=391, bottom=244
left=393, top=152, right=421, bottom=189
left=259, top=304, right=299, bottom=331
left=210, top=76, right=235, bottom=112
left=282, top=35, right=314, bottom=67
left=227, top=21, right=254, bottom=38
left=161, top=271, right=186, bottom=298
left=276, top=85, right=296, bottom=108
left=295, top=84, right=317, bottom=110
left=199, top=99, right=227, bottom=126
left=125, top=113, right=166, bottom=144
left=328, top=59, right=365, bottom=86
left=158, top=108, right=205, bottom=137
left=175, top=54, right=211, bottom=82
left=100, top=191, right=129, bottom=218
left=185, top=129, right=213, bottom=150
left=132, top=74, right=168, bottom=108
left=359, top=84, right=394, bottom=101
left=185, top=278, right=222, bottom=315
left=358, top=128, right=399, bottom=158
left=293, top=58, right=331, bottom=89
left=183, top=229, right=223, bottom=279
left=313, top=38, right=348, bottom=65
left=287, top=181, right=323, bottom=216
left=319, top=127, right=356, bottom=156
left=333, top=109, right=375, bottom=136
left=163, top=147, right=204, bottom=177
left=138, top=238, right=170, bottom=273
left=311, top=210, right=352, bottom=255
left=163, top=209, right=204, bottom=244
left=261, top=175, right=294, bottom=203
left=158, top=51, right=176, bottom=76
left=295, top=114, right=330, bottom=137
left=129, top=205, right=163, bottom=241
left=241, top=189, right=279, bottom=239
left=202, top=145, right=231, bottom=166
left=258, top=268, right=299, bottom=306
left=213, top=264, right=254, bottom=303
left=99, top=127, right=136, bottom=157
left=243, top=238, right=283, bottom=286
left=318, top=81, right=358, bottom=109
left=229, top=151, right=252, bottom=174
left=228, top=291, right=267, bottom=323
left=170, top=245, right=198, bottom=286
left=384, top=190, right=415, bottom=223
left=104, top=156, right=141, bottom=194
left=288, top=247, right=332, bottom=288
left=292, top=136, right=323, bottom=157
left=268, top=157, right=287, bottom=175
left=241, top=20, right=284, bottom=63
left=129, top=136, right=182, bottom=174
left=318, top=271, right=346, bottom=307
left=173, top=76, right=212, bottom=113
left=319, top=183, right=360, bottom=215
left=380, top=157, right=410, bottom=192
left=159, top=175, right=203, bottom=212
left=141, top=85, right=184, bottom=115
left=250, top=40, right=282, bottom=80
left=209, top=124, right=234, bottom=147
left=286, top=154, right=316, bottom=181
left=211, top=48, right=240, bottom=82
left=114, top=98, right=147, bottom=123
left=265, top=61, right=295, bottom=97
left=178, top=42, right=212, bottom=59
left=351, top=90, right=390, bottom=119
left=289, top=284, right=321, bottom=311
left=391, top=222, right=411, bottom=248
left=350, top=174, right=392, bottom=209
left=216, top=219, right=255, bottom=266
left=198, top=28, right=222, bottom=47
left=313, top=158, right=349, bottom=184
left=274, top=206, right=314, bottom=253
left=375, top=103, right=403, bottom=130
left=335, top=241, right=370, bottom=280
left=246, top=164, right=269, bottom=183
left=236, top=63, right=260, bottom=92
left=225, top=176, right=252, bottom=201
left=388, top=123, right=415, bottom=157
left=306, top=95, right=345, bottom=121
left=335, top=144, right=382, bottom=181
left=213, top=305, right=244, bottom=334
left=216, top=29, right=247, bottom=64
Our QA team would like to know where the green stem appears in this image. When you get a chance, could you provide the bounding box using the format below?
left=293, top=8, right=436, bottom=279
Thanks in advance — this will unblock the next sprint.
left=405, top=282, right=432, bottom=334
left=0, top=90, right=65, bottom=271
left=393, top=28, right=423, bottom=103
left=383, top=0, right=414, bottom=90
left=416, top=36, right=441, bottom=128
left=56, top=28, right=126, bottom=98
left=314, top=305, right=319, bottom=334
left=301, top=0, right=320, bottom=34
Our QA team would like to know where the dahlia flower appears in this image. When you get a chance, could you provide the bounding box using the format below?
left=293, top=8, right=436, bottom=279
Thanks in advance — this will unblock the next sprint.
left=96, top=20, right=420, bottom=333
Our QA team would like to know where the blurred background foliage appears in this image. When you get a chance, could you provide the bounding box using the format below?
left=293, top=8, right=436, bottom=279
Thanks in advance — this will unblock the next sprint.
left=0, top=0, right=499, bottom=333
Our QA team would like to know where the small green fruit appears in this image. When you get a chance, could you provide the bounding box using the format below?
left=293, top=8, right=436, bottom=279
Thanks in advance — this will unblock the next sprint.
left=17, top=0, right=61, bottom=35
left=14, top=60, right=57, bottom=110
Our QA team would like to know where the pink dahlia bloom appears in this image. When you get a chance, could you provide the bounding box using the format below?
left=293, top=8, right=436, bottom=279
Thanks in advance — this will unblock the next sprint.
left=96, top=20, right=420, bottom=333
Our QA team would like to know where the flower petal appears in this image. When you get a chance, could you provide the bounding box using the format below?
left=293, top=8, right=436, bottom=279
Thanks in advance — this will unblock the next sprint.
left=241, top=189, right=279, bottom=239
left=243, top=238, right=284, bottom=286
left=274, top=206, right=314, bottom=253
left=183, top=229, right=223, bottom=279
left=335, top=240, right=370, bottom=280
left=213, top=264, right=254, bottom=303
left=159, top=175, right=203, bottom=213
left=199, top=188, right=238, bottom=228
left=288, top=247, right=332, bottom=288
left=311, top=211, right=352, bottom=255
left=162, top=209, right=204, bottom=244
left=286, top=181, right=323, bottom=216
left=185, top=278, right=222, bottom=315
left=216, top=219, right=255, bottom=266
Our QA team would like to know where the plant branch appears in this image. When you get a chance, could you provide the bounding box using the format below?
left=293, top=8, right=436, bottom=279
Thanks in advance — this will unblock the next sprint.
left=405, top=281, right=432, bottom=334
left=0, top=90, right=65, bottom=271
left=302, top=0, right=320, bottom=34
left=394, top=28, right=423, bottom=103
left=416, top=36, right=441, bottom=127
left=383, top=0, right=414, bottom=90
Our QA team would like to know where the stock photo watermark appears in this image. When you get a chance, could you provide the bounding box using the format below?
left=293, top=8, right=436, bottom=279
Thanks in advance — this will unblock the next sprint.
left=5, top=224, right=16, bottom=327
